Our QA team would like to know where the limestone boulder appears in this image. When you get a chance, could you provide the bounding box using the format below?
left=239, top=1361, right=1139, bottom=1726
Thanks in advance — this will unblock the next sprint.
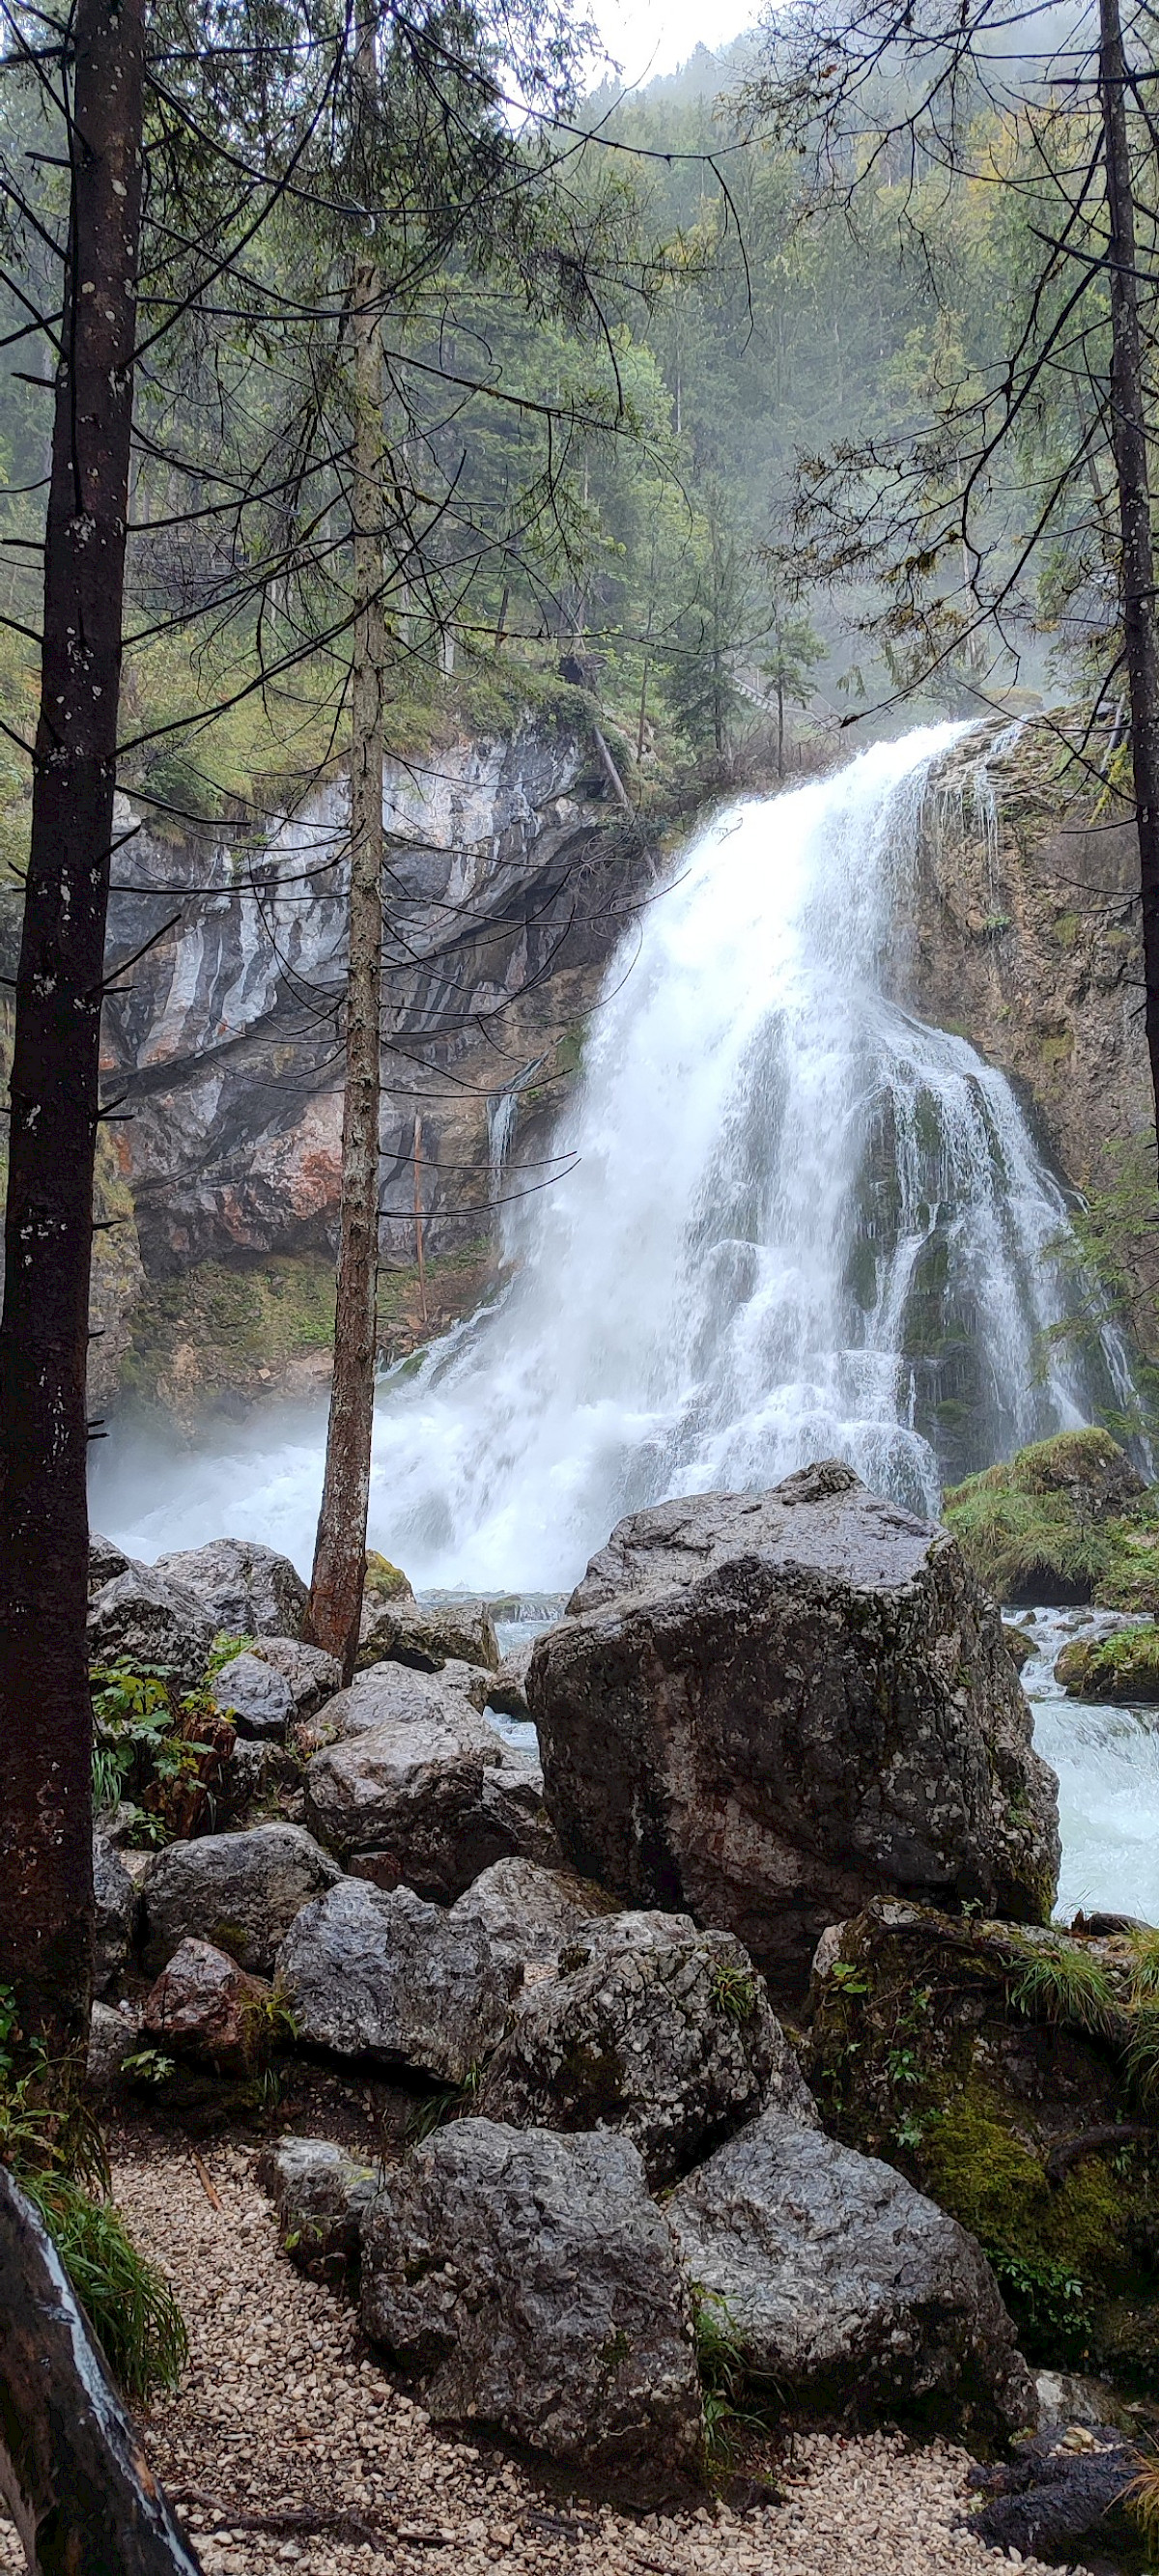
left=141, top=1937, right=271, bottom=2077
left=295, top=1658, right=501, bottom=1752
left=275, top=1878, right=514, bottom=2083
left=86, top=2001, right=141, bottom=2095
left=257, top=2134, right=377, bottom=2281
left=88, top=1532, right=131, bottom=1593
left=93, top=1833, right=139, bottom=1997
left=449, top=1857, right=611, bottom=1977
left=87, top=1564, right=215, bottom=1690
left=360, top=2119, right=704, bottom=2502
left=142, top=1822, right=342, bottom=1975
left=301, top=1693, right=539, bottom=1901
left=487, top=1644, right=534, bottom=1719
left=529, top=1463, right=1060, bottom=1988
left=251, top=1635, right=343, bottom=1717
left=356, top=1595, right=499, bottom=1676
left=667, top=2108, right=1036, bottom=2443
left=478, top=1911, right=812, bottom=2186
left=153, top=1537, right=308, bottom=1640
left=209, top=1650, right=296, bottom=1738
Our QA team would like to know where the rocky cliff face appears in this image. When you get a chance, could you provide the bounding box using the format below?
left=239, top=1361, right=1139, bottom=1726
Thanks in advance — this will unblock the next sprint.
left=909, top=717, right=1148, bottom=1222
left=14, top=705, right=647, bottom=1417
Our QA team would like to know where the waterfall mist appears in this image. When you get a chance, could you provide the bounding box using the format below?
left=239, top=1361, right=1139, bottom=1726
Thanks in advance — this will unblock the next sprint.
left=93, top=723, right=1126, bottom=1590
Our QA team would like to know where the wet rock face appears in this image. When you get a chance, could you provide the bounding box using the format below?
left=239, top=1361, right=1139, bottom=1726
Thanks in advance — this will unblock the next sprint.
left=448, top=1856, right=611, bottom=1977
left=529, top=1464, right=1060, bottom=1990
left=274, top=1877, right=515, bottom=2083
left=98, top=722, right=634, bottom=1290
left=667, top=2109, right=1037, bottom=2446
left=359, top=2118, right=705, bottom=2503
left=209, top=1651, right=296, bottom=1738
left=478, top=1911, right=812, bottom=2187
left=356, top=1596, right=500, bottom=1676
left=153, top=1538, right=307, bottom=1640
left=142, top=1823, right=342, bottom=1976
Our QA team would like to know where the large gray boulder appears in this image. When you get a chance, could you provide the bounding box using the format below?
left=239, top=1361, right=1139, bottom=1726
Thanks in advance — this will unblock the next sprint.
left=87, top=1564, right=215, bottom=1690
left=142, top=1823, right=342, bottom=1976
left=93, top=1834, right=139, bottom=1997
left=257, top=2134, right=377, bottom=2281
left=301, top=1691, right=542, bottom=1901
left=275, top=1878, right=514, bottom=2083
left=356, top=1595, right=499, bottom=1676
left=360, top=2119, right=704, bottom=2502
left=153, top=1538, right=307, bottom=1640
left=666, top=2108, right=1037, bottom=2444
left=529, top=1464, right=1060, bottom=1987
left=449, top=1857, right=611, bottom=1978
left=88, top=1532, right=131, bottom=1593
left=478, top=1911, right=812, bottom=2187
left=208, top=1651, right=296, bottom=1739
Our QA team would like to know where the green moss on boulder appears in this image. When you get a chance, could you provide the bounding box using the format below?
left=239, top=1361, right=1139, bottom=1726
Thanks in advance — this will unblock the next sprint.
left=944, top=1428, right=1159, bottom=1608
left=807, top=1901, right=1159, bottom=2380
left=1055, top=1623, right=1159, bottom=1701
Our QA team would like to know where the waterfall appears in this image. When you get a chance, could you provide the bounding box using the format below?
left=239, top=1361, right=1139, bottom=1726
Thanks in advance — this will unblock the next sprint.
left=92, top=722, right=1128, bottom=1591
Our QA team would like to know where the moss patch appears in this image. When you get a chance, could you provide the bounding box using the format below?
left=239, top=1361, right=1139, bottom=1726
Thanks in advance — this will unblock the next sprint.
left=1056, top=1623, right=1159, bottom=1701
left=807, top=1904, right=1159, bottom=2380
left=944, top=1428, right=1159, bottom=1609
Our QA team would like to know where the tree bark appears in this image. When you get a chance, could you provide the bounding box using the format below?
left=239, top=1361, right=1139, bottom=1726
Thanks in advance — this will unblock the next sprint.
left=0, top=0, right=144, bottom=2053
left=305, top=195, right=385, bottom=1680
left=1099, top=0, right=1159, bottom=1157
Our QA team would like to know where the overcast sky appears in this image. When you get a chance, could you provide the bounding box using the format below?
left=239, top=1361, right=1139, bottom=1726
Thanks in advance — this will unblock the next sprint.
left=588, top=0, right=761, bottom=90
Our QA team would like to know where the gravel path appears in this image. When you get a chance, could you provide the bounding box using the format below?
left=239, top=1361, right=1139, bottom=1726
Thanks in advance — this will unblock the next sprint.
left=0, top=2138, right=1070, bottom=2576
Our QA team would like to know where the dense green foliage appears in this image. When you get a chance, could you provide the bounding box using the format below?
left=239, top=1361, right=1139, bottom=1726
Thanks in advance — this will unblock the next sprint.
left=943, top=1429, right=1159, bottom=1609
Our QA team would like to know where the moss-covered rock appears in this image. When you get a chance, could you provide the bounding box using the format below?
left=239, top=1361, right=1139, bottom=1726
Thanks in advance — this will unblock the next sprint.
left=1055, top=1624, right=1159, bottom=1701
left=943, top=1428, right=1159, bottom=1608
left=807, top=1901, right=1159, bottom=2384
left=363, top=1552, right=413, bottom=1605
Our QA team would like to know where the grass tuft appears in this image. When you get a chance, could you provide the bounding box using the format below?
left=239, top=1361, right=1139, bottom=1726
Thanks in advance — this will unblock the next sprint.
left=1009, top=1940, right=1120, bottom=2039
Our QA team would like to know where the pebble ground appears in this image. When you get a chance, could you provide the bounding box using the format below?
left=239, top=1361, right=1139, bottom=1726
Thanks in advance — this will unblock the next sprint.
left=0, top=2138, right=1075, bottom=2576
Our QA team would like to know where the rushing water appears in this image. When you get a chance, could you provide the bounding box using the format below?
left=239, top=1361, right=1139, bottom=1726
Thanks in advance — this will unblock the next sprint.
left=92, top=722, right=1154, bottom=1915
left=1015, top=1609, right=1159, bottom=1925
left=91, top=720, right=1123, bottom=1586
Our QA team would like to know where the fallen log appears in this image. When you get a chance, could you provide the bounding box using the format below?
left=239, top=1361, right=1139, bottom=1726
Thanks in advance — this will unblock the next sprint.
left=0, top=2162, right=203, bottom=2573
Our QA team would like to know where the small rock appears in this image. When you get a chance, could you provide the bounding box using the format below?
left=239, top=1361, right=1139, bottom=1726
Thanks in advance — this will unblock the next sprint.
left=143, top=1822, right=342, bottom=1976
left=275, top=1877, right=515, bottom=2082
left=88, top=1564, right=215, bottom=1691
left=209, top=1651, right=296, bottom=1739
left=86, top=2000, right=141, bottom=2094
left=356, top=1596, right=499, bottom=1676
left=666, top=2107, right=1037, bottom=2444
left=154, top=1537, right=308, bottom=1640
left=478, top=1911, right=812, bottom=2186
left=360, top=2117, right=704, bottom=2503
left=487, top=1645, right=534, bottom=1720
left=296, top=1659, right=504, bottom=1750
left=142, top=1937, right=273, bottom=2077
left=257, top=2133, right=377, bottom=2281
left=93, top=1832, right=140, bottom=1996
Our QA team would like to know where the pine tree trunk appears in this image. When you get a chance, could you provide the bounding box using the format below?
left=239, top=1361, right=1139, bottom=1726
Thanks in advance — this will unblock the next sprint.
left=0, top=0, right=144, bottom=2053
left=305, top=237, right=385, bottom=1679
left=1099, top=0, right=1159, bottom=1155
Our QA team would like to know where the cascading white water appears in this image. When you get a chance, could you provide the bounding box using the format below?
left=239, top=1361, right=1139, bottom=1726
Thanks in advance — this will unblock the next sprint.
left=93, top=722, right=1125, bottom=1592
